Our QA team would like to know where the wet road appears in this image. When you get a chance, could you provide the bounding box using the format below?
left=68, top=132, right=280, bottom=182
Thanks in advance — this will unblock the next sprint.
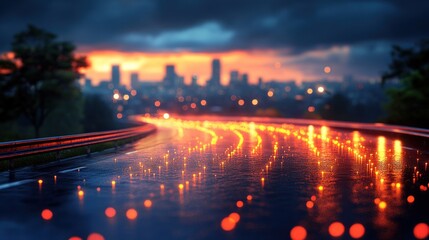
left=0, top=117, right=428, bottom=240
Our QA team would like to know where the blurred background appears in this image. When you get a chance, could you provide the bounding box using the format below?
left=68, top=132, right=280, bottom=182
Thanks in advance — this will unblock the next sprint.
left=1, top=0, right=429, bottom=141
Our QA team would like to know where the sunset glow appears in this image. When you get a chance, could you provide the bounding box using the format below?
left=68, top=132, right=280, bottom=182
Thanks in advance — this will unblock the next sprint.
left=80, top=50, right=305, bottom=87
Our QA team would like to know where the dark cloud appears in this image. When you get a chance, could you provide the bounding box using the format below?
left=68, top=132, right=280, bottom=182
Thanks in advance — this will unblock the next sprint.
left=1, top=0, right=428, bottom=78
left=2, top=0, right=428, bottom=52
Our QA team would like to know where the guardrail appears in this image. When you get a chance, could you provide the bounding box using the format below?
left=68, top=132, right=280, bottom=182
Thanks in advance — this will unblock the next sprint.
left=0, top=124, right=157, bottom=162
left=174, top=115, right=429, bottom=139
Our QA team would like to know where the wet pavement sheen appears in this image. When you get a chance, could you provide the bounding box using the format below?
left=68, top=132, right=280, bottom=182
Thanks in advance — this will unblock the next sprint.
left=0, top=117, right=428, bottom=240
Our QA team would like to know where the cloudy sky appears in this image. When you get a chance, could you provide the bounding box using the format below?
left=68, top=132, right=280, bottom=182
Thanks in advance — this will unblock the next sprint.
left=1, top=0, right=428, bottom=85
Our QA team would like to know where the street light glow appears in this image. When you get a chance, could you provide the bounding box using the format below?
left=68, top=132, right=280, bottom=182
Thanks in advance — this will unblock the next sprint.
left=324, top=66, right=331, bottom=74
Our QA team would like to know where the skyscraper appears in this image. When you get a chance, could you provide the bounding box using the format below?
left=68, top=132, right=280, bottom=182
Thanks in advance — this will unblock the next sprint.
left=111, top=65, right=120, bottom=88
left=230, top=70, right=239, bottom=86
left=191, top=75, right=198, bottom=87
left=242, top=73, right=249, bottom=86
left=210, top=59, right=221, bottom=86
left=164, top=65, right=177, bottom=86
left=130, top=72, right=140, bottom=90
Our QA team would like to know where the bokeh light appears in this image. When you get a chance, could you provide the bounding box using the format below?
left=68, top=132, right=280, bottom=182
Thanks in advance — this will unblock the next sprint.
left=329, top=222, right=345, bottom=237
left=306, top=201, right=314, bottom=209
left=87, top=233, right=105, bottom=240
left=221, top=217, right=236, bottom=231
left=324, top=66, right=331, bottom=74
left=349, top=223, right=365, bottom=239
left=105, top=207, right=116, bottom=218
left=41, top=209, right=53, bottom=220
left=407, top=195, right=415, bottom=203
left=413, top=223, right=428, bottom=239
left=144, top=199, right=153, bottom=208
left=290, top=226, right=307, bottom=240
left=229, top=212, right=240, bottom=223
left=126, top=208, right=138, bottom=220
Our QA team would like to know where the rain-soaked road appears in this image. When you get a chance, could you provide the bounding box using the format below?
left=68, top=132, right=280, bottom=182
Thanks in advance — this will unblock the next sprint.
left=0, top=116, right=428, bottom=240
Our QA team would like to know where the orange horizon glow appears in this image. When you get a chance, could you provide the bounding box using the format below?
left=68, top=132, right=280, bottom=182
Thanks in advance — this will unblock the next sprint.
left=78, top=50, right=307, bottom=87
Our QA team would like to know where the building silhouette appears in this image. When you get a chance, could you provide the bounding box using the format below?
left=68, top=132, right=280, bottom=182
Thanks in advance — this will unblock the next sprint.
left=111, top=65, right=120, bottom=89
left=191, top=75, right=198, bottom=87
left=131, top=72, right=140, bottom=90
left=208, top=59, right=221, bottom=87
left=230, top=70, right=239, bottom=87
left=163, top=65, right=177, bottom=87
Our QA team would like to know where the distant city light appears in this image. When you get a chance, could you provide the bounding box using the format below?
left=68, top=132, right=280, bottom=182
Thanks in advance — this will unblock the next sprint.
left=123, top=94, right=130, bottom=101
left=190, top=103, right=197, bottom=109
left=178, top=96, right=185, bottom=102
left=117, top=113, right=123, bottom=119
left=295, top=95, right=304, bottom=101
left=238, top=99, right=245, bottom=106
left=267, top=90, right=274, bottom=97
left=163, top=113, right=170, bottom=119
left=144, top=199, right=153, bottom=208
left=324, top=66, right=331, bottom=74
left=230, top=95, right=237, bottom=101
left=154, top=100, right=161, bottom=107
left=307, top=88, right=313, bottom=94
left=113, top=93, right=120, bottom=100
left=308, top=106, right=315, bottom=112
left=252, top=99, right=259, bottom=106
left=130, top=89, right=137, bottom=96
left=317, top=86, right=325, bottom=93
left=200, top=99, right=207, bottom=106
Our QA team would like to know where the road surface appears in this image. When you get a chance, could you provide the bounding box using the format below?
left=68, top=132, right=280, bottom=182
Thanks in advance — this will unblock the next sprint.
left=0, top=116, right=428, bottom=239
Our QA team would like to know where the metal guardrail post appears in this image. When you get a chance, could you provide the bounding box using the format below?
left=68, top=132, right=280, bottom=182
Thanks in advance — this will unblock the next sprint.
left=86, top=146, right=91, bottom=157
left=56, top=151, right=61, bottom=160
left=8, top=158, right=14, bottom=171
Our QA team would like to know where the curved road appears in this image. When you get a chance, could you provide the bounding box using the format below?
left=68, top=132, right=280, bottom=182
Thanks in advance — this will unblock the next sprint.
left=0, top=116, right=428, bottom=240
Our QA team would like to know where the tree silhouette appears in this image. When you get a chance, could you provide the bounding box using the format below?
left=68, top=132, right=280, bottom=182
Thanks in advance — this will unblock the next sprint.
left=382, top=40, right=429, bottom=128
left=0, top=25, right=88, bottom=137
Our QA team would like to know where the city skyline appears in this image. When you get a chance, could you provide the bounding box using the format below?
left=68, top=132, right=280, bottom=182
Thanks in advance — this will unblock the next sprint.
left=83, top=52, right=363, bottom=88
left=2, top=1, right=429, bottom=87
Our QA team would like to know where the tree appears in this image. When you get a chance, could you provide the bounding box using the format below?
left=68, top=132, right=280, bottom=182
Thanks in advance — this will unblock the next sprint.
left=83, top=94, right=117, bottom=132
left=382, top=40, right=429, bottom=128
left=0, top=25, right=88, bottom=137
left=318, top=93, right=353, bottom=121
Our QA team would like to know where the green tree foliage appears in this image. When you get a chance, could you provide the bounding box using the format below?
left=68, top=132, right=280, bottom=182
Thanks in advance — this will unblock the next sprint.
left=318, top=93, right=352, bottom=121
left=83, top=94, right=117, bottom=132
left=0, top=25, right=88, bottom=137
left=382, top=40, right=429, bottom=128
left=42, top=90, right=84, bottom=136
